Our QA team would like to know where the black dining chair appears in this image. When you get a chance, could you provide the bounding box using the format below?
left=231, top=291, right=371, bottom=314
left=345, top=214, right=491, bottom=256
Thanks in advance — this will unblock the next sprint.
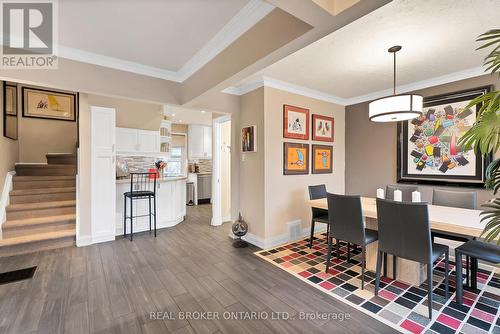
left=308, top=185, right=329, bottom=248
left=432, top=188, right=477, bottom=287
left=455, top=240, right=500, bottom=304
left=386, top=184, right=418, bottom=202
left=123, top=172, right=157, bottom=241
left=374, top=198, right=449, bottom=319
left=326, top=193, right=378, bottom=289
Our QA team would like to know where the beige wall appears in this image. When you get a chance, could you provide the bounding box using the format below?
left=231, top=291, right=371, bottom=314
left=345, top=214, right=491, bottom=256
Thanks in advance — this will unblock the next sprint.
left=345, top=74, right=498, bottom=207
left=17, top=84, right=77, bottom=163
left=88, top=94, right=163, bottom=131
left=221, top=121, right=232, bottom=220
left=263, top=87, right=345, bottom=238
left=239, top=88, right=266, bottom=238
left=0, top=84, right=19, bottom=192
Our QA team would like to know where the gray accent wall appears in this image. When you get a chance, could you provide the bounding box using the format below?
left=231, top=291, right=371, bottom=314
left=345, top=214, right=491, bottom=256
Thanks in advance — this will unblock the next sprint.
left=345, top=74, right=499, bottom=208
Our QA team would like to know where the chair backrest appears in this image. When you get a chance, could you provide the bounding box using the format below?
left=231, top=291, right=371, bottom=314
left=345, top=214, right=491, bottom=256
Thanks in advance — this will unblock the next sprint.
left=432, top=188, right=476, bottom=209
left=376, top=198, right=431, bottom=263
left=309, top=184, right=327, bottom=218
left=386, top=184, right=418, bottom=202
left=129, top=172, right=157, bottom=194
left=327, top=193, right=365, bottom=245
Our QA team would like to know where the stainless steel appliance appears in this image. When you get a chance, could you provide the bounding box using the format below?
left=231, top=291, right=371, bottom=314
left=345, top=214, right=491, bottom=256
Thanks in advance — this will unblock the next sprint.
left=197, top=174, right=211, bottom=202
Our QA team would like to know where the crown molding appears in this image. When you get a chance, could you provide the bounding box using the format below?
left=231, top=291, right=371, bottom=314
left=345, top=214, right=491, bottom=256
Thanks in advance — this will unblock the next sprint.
left=58, top=46, right=180, bottom=81
left=345, top=66, right=486, bottom=105
left=222, top=66, right=488, bottom=106
left=56, top=0, right=274, bottom=83
left=222, top=76, right=349, bottom=105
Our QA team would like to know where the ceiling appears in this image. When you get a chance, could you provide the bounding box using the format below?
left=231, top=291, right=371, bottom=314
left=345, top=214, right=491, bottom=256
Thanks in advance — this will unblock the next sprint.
left=58, top=0, right=274, bottom=81
left=226, top=0, right=500, bottom=102
left=167, top=106, right=213, bottom=126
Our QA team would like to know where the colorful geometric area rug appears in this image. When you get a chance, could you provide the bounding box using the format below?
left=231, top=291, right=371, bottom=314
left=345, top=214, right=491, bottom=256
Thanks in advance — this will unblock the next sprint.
left=254, top=233, right=500, bottom=334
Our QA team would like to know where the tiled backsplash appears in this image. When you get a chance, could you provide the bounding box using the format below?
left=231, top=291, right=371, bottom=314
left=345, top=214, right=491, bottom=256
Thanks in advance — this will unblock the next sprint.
left=118, top=156, right=160, bottom=173
left=188, top=159, right=212, bottom=173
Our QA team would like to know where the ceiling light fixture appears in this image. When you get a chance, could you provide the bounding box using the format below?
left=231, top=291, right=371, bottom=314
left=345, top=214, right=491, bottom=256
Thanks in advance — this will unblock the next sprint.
left=201, top=110, right=206, bottom=113
left=369, top=46, right=423, bottom=122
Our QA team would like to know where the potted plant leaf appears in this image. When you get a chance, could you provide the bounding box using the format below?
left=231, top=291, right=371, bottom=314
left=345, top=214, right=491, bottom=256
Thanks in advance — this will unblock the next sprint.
left=459, top=29, right=500, bottom=244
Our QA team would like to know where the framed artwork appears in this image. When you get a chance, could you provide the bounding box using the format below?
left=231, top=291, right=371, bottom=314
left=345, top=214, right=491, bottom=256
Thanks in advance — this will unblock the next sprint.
left=22, top=87, right=77, bottom=121
left=283, top=104, right=309, bottom=140
left=312, top=114, right=334, bottom=142
left=241, top=125, right=256, bottom=152
left=3, top=82, right=18, bottom=140
left=397, top=86, right=492, bottom=187
left=312, top=144, right=333, bottom=174
left=283, top=142, right=309, bottom=175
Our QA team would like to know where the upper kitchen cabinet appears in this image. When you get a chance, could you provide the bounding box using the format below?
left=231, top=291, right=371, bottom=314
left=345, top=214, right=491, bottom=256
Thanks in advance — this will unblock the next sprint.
left=188, top=125, right=212, bottom=159
left=116, top=127, right=160, bottom=154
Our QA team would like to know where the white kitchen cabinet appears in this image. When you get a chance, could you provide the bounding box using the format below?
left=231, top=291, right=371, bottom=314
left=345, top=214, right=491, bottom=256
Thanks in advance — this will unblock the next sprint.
left=203, top=126, right=212, bottom=158
left=116, top=127, right=159, bottom=154
left=188, top=125, right=212, bottom=159
left=137, top=129, right=159, bottom=152
left=116, top=127, right=138, bottom=152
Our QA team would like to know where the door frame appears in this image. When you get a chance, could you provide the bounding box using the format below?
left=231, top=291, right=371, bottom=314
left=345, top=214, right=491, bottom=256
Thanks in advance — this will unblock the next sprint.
left=211, top=114, right=231, bottom=226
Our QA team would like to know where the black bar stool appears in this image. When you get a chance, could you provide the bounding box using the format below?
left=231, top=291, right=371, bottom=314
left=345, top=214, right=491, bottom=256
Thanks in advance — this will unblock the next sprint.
left=123, top=172, right=157, bottom=241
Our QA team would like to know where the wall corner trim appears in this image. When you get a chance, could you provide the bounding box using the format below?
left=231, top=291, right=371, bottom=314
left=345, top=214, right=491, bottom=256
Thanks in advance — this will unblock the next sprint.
left=0, top=171, right=15, bottom=233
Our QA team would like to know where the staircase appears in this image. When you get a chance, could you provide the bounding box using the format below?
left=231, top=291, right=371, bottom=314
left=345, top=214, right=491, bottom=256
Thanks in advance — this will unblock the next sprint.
left=0, top=153, right=77, bottom=257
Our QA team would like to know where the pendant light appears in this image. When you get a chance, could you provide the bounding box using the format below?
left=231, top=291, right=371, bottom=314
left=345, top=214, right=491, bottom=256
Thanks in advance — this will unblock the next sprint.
left=369, top=46, right=423, bottom=122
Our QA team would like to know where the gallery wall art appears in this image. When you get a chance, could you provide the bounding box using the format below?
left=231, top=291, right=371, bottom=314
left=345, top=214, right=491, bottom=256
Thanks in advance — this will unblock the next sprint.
left=397, top=86, right=492, bottom=186
left=312, top=114, right=334, bottom=142
left=241, top=125, right=256, bottom=152
left=22, top=87, right=77, bottom=122
left=283, top=142, right=309, bottom=175
left=312, top=144, right=333, bottom=174
left=283, top=104, right=309, bottom=140
left=3, top=82, right=18, bottom=140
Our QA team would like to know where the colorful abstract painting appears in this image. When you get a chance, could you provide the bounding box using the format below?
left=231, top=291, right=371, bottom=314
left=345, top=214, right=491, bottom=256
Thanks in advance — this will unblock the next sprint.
left=22, top=87, right=77, bottom=121
left=312, top=144, right=333, bottom=174
left=397, top=87, right=491, bottom=186
left=312, top=114, right=334, bottom=142
left=283, top=142, right=309, bottom=175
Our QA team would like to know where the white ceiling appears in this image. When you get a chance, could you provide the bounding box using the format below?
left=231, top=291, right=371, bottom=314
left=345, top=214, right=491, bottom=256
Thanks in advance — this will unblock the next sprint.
left=167, top=106, right=213, bottom=126
left=58, top=0, right=274, bottom=81
left=226, top=0, right=500, bottom=102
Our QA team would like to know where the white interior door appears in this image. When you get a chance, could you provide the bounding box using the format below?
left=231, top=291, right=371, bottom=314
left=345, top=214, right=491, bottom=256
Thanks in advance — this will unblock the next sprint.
left=91, top=106, right=116, bottom=243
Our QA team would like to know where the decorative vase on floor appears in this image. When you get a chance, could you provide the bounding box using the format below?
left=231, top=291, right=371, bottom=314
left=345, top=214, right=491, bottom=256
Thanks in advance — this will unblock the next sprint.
left=232, top=213, right=248, bottom=248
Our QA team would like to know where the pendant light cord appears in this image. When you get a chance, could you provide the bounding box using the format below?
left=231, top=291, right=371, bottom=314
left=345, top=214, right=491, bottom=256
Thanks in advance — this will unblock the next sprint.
left=393, top=50, right=396, bottom=95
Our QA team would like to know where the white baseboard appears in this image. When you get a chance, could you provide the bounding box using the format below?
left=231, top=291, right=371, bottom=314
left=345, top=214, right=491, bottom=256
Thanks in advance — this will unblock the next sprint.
left=92, top=233, right=116, bottom=244
left=0, top=171, right=15, bottom=239
left=76, top=235, right=93, bottom=247
left=234, top=222, right=328, bottom=249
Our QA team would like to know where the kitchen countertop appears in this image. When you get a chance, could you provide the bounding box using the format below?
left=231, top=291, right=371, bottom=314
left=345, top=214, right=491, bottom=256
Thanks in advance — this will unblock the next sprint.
left=116, top=176, right=187, bottom=184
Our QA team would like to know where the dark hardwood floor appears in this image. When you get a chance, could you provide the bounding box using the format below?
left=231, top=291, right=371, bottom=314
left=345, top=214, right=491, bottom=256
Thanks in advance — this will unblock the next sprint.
left=0, top=204, right=397, bottom=334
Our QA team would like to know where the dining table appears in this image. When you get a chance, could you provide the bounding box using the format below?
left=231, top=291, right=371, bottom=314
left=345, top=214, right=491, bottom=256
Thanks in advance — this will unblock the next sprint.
left=307, top=196, right=490, bottom=286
